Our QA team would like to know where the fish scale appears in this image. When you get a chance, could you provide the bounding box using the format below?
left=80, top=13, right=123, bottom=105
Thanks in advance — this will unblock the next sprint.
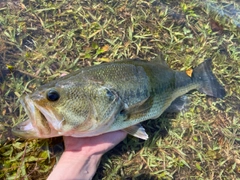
left=13, top=58, right=226, bottom=139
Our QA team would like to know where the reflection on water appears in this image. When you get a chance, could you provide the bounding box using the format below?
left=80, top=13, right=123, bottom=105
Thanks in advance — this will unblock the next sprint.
left=203, top=0, right=240, bottom=27
left=0, top=0, right=239, bottom=179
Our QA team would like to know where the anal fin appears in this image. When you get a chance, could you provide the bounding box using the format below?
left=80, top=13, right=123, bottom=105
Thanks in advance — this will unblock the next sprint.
left=165, top=95, right=189, bottom=113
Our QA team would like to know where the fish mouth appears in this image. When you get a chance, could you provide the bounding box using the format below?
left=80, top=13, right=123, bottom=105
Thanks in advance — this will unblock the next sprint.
left=12, top=95, right=59, bottom=139
left=12, top=119, right=38, bottom=139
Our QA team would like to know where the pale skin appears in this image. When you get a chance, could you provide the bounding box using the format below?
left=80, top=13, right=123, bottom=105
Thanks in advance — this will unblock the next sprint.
left=47, top=131, right=127, bottom=180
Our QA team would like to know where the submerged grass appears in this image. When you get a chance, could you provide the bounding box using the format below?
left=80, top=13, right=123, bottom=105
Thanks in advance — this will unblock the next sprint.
left=0, top=0, right=239, bottom=179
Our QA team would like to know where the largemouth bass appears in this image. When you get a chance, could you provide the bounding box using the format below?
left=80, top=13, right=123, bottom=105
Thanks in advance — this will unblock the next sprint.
left=13, top=57, right=226, bottom=139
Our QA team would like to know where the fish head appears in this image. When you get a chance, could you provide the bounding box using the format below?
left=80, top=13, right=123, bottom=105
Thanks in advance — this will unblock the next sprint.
left=12, top=80, right=123, bottom=139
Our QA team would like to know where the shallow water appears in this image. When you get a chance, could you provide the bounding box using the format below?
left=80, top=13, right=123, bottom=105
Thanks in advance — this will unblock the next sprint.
left=0, top=0, right=239, bottom=179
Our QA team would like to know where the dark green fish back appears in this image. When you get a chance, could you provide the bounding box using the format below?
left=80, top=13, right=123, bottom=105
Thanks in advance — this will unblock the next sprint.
left=13, top=58, right=226, bottom=139
left=77, top=59, right=225, bottom=133
left=71, top=60, right=193, bottom=132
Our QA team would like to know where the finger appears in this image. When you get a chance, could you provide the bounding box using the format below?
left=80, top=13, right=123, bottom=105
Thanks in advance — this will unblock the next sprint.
left=63, top=130, right=127, bottom=153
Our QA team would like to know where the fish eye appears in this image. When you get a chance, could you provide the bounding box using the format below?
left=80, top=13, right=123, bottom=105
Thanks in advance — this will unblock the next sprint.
left=46, top=90, right=60, bottom=101
left=119, top=109, right=126, bottom=115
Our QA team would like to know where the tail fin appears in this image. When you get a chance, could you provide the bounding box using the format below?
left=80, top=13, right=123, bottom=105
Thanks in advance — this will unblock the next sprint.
left=193, top=59, right=226, bottom=98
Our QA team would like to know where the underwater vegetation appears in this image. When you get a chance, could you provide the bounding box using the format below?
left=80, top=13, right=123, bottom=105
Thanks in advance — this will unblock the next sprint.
left=0, top=0, right=239, bottom=179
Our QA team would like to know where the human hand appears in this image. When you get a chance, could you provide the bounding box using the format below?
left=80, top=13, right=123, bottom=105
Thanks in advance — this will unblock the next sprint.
left=47, top=131, right=127, bottom=180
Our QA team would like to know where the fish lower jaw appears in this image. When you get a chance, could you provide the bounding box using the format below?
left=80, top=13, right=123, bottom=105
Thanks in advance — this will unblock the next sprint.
left=12, top=119, right=38, bottom=138
left=20, top=120, right=34, bottom=131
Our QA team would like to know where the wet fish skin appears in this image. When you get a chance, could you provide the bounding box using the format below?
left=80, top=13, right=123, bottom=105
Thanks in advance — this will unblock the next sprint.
left=12, top=58, right=226, bottom=139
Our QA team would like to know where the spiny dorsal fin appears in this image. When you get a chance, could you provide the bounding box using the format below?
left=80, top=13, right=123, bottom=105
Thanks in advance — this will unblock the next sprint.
left=124, top=124, right=149, bottom=140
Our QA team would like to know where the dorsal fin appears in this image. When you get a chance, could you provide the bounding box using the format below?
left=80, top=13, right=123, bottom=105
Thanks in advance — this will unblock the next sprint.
left=151, top=54, right=168, bottom=67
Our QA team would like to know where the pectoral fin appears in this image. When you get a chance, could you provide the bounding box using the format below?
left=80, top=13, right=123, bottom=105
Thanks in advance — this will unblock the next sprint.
left=124, top=124, right=149, bottom=140
left=127, top=96, right=153, bottom=115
